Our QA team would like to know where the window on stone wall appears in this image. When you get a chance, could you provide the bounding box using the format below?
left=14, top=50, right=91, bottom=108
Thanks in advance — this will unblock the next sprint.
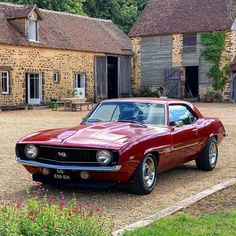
left=53, top=72, right=60, bottom=83
left=1, top=71, right=10, bottom=94
left=183, top=33, right=197, bottom=53
left=28, top=20, right=38, bottom=42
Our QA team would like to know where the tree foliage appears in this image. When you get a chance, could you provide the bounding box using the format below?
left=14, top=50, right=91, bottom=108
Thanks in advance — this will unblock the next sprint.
left=2, top=0, right=148, bottom=32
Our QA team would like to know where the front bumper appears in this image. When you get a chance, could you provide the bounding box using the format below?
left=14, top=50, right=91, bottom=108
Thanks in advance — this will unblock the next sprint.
left=16, top=156, right=122, bottom=172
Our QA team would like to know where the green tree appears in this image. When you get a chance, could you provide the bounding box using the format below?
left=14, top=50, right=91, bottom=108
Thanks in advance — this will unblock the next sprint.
left=83, top=0, right=148, bottom=32
left=2, top=0, right=149, bottom=32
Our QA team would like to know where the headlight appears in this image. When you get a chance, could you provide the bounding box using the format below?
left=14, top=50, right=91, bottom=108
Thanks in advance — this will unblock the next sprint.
left=24, top=144, right=38, bottom=160
left=96, top=150, right=112, bottom=166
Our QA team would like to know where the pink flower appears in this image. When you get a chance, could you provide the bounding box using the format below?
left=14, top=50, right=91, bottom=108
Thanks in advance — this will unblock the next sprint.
left=73, top=207, right=77, bottom=213
left=60, top=201, right=65, bottom=209
left=28, top=210, right=34, bottom=216
left=96, top=207, right=102, bottom=213
left=30, top=217, right=35, bottom=222
left=60, top=192, right=65, bottom=200
left=49, top=196, right=56, bottom=204
left=15, top=199, right=22, bottom=208
left=88, top=210, right=93, bottom=217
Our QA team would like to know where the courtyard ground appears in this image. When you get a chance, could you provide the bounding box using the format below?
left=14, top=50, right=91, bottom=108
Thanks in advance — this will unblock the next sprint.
left=0, top=103, right=235, bottom=229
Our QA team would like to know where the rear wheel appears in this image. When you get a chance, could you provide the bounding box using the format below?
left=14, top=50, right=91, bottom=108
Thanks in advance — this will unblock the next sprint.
left=196, top=137, right=218, bottom=171
left=128, top=153, right=157, bottom=195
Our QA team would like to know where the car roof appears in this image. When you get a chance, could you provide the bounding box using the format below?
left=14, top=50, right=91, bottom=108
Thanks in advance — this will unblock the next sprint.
left=103, top=97, right=186, bottom=104
left=101, top=97, right=203, bottom=118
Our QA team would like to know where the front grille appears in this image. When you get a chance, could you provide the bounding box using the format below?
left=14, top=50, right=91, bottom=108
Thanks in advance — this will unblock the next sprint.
left=16, top=144, right=119, bottom=166
left=38, top=146, right=97, bottom=164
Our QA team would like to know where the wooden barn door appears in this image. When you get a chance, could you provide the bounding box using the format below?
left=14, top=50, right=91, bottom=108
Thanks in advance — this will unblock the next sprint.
left=118, top=56, right=131, bottom=97
left=164, top=67, right=181, bottom=98
left=95, top=56, right=107, bottom=100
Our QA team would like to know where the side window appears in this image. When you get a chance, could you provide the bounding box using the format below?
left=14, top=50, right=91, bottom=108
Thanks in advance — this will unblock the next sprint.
left=1, top=71, right=10, bottom=94
left=169, top=105, right=197, bottom=126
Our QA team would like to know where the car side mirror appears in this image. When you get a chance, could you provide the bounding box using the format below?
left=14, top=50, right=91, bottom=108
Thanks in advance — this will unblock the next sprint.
left=175, top=120, right=184, bottom=127
left=169, top=120, right=184, bottom=130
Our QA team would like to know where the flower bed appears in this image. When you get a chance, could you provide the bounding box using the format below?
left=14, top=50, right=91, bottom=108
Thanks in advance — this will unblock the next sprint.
left=0, top=185, right=112, bottom=236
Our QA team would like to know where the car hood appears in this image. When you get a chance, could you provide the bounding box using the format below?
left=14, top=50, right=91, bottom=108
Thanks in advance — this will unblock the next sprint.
left=19, top=122, right=168, bottom=150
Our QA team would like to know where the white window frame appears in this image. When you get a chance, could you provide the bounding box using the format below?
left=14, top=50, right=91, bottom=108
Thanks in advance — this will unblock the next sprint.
left=28, top=19, right=39, bottom=42
left=1, top=71, right=10, bottom=95
left=53, top=72, right=59, bottom=83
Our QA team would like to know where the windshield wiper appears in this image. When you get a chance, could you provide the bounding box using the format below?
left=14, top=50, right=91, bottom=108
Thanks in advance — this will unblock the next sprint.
left=85, top=118, right=103, bottom=123
left=117, top=120, right=147, bottom=127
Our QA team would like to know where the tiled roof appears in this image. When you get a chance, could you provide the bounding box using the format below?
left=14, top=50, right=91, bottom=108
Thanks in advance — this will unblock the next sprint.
left=0, top=2, right=132, bottom=55
left=129, top=0, right=236, bottom=37
left=4, top=5, right=42, bottom=19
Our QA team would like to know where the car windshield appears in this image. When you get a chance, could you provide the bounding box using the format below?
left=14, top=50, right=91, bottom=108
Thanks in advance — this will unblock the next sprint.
left=84, top=101, right=166, bottom=126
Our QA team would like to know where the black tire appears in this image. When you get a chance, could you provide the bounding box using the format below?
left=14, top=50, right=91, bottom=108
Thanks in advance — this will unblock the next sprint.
left=128, top=153, right=158, bottom=195
left=196, top=137, right=218, bottom=171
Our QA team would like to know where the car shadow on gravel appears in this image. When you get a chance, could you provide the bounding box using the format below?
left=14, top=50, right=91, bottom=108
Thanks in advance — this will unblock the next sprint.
left=12, top=162, right=203, bottom=201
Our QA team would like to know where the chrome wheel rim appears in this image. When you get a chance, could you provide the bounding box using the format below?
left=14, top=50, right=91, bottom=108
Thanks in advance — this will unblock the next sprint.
left=142, top=155, right=156, bottom=188
left=209, top=142, right=217, bottom=166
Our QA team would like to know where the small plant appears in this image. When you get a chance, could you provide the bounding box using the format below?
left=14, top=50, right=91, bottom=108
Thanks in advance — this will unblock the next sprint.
left=202, top=89, right=223, bottom=103
left=0, top=185, right=112, bottom=236
left=66, top=89, right=73, bottom=97
left=133, top=86, right=159, bottom=97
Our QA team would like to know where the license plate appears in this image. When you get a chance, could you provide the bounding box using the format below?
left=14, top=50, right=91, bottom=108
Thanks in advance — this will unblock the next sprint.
left=53, top=169, right=70, bottom=180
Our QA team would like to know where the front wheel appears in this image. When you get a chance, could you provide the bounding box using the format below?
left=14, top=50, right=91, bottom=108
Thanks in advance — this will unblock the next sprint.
left=128, top=153, right=157, bottom=195
left=196, top=137, right=218, bottom=171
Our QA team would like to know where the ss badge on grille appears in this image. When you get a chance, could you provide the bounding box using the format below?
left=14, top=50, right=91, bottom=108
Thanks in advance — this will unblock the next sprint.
left=58, top=152, right=67, bottom=158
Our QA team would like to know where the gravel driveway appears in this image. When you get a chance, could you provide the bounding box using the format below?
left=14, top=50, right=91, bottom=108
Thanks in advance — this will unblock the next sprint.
left=0, top=103, right=235, bottom=230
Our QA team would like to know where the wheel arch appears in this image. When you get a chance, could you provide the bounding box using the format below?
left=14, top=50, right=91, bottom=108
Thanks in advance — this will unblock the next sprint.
left=144, top=151, right=160, bottom=166
left=209, top=133, right=218, bottom=141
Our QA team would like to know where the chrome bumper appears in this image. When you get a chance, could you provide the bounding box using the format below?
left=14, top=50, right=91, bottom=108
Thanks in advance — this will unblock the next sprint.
left=16, top=157, right=122, bottom=172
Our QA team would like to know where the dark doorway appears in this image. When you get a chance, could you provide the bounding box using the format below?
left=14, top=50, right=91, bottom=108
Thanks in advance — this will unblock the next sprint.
left=185, top=66, right=199, bottom=98
left=233, top=75, right=236, bottom=101
left=107, top=56, right=118, bottom=99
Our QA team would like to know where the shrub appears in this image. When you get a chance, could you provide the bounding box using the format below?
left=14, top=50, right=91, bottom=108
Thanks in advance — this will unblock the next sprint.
left=133, top=86, right=159, bottom=97
left=0, top=185, right=112, bottom=236
left=202, top=89, right=223, bottom=103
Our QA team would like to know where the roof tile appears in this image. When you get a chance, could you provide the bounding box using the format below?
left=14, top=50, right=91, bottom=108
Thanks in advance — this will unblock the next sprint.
left=0, top=2, right=131, bottom=55
left=129, top=0, right=236, bottom=37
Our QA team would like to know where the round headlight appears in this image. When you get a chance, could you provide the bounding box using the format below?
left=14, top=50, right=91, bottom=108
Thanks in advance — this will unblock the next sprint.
left=25, top=144, right=38, bottom=160
left=96, top=150, right=112, bottom=166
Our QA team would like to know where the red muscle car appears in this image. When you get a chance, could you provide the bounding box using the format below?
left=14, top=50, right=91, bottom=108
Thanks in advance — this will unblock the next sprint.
left=16, top=98, right=227, bottom=195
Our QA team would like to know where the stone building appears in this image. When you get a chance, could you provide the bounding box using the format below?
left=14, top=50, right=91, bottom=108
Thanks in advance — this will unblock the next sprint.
left=129, top=0, right=236, bottom=100
left=0, top=2, right=132, bottom=106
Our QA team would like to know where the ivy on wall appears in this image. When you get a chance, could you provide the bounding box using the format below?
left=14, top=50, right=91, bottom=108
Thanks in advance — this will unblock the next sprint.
left=201, top=31, right=230, bottom=91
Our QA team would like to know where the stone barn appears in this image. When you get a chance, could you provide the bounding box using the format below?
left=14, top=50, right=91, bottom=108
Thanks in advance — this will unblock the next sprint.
left=0, top=2, right=132, bottom=106
left=129, top=0, right=236, bottom=100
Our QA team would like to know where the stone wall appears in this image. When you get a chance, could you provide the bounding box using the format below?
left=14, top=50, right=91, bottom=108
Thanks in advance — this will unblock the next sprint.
left=0, top=44, right=104, bottom=106
left=172, top=33, right=185, bottom=97
left=130, top=37, right=141, bottom=94
left=172, top=34, right=183, bottom=67
left=222, top=31, right=236, bottom=100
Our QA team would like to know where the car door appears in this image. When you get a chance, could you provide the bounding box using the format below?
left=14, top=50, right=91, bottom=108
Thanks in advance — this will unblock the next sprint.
left=168, top=104, right=199, bottom=167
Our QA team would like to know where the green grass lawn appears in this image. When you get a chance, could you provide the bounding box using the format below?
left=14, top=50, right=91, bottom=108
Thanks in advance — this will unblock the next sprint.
left=124, top=209, right=236, bottom=236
